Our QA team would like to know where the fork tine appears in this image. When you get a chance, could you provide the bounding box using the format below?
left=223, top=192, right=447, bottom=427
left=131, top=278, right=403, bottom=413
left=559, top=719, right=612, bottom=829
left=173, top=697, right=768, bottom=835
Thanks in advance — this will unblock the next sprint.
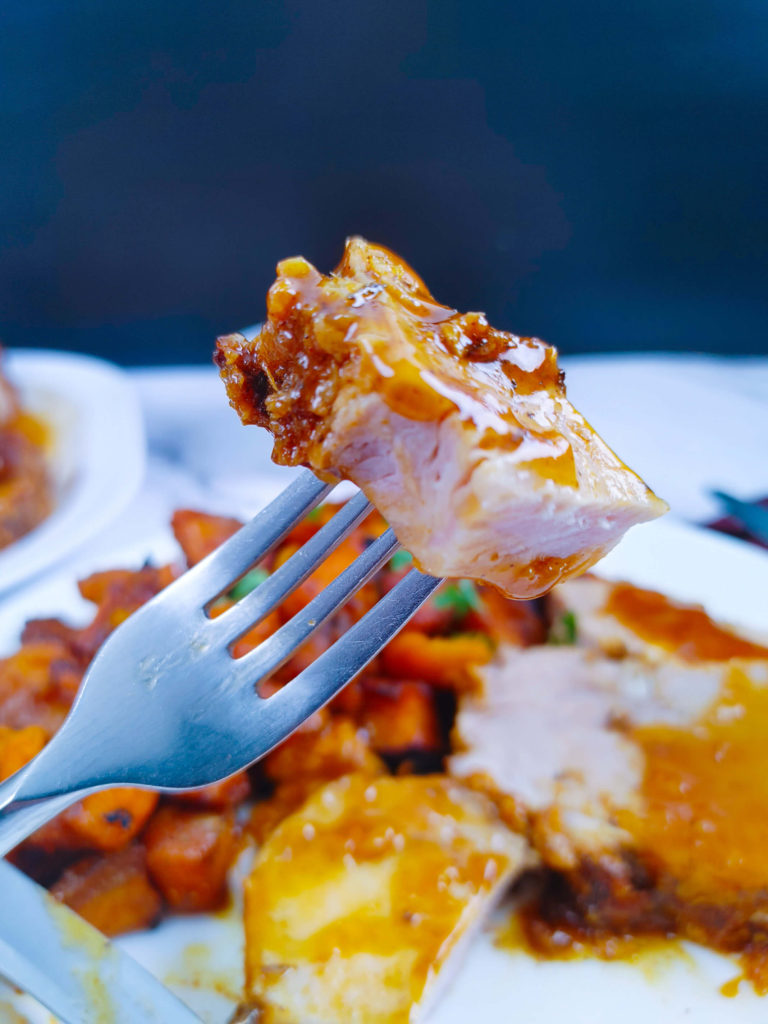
left=160, top=469, right=332, bottom=609
left=233, top=569, right=443, bottom=757
left=215, top=489, right=373, bottom=643
left=229, top=526, right=401, bottom=688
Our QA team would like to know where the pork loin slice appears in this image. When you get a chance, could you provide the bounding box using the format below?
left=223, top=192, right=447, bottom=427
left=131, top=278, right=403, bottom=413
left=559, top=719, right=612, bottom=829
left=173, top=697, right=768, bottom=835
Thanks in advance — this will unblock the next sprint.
left=216, top=238, right=666, bottom=598
left=549, top=575, right=768, bottom=661
left=448, top=644, right=725, bottom=868
left=243, top=773, right=535, bottom=1024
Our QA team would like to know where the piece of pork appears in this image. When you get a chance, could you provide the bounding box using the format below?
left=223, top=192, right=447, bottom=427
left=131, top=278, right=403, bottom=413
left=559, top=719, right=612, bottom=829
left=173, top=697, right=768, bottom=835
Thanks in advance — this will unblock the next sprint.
left=243, top=773, right=535, bottom=1024
left=216, top=238, right=666, bottom=598
left=449, top=611, right=768, bottom=964
left=449, top=644, right=725, bottom=868
left=549, top=575, right=768, bottom=661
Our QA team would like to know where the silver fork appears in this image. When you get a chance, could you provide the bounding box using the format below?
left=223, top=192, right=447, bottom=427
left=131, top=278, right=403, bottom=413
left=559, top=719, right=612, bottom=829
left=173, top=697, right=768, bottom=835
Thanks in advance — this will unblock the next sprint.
left=0, top=470, right=442, bottom=854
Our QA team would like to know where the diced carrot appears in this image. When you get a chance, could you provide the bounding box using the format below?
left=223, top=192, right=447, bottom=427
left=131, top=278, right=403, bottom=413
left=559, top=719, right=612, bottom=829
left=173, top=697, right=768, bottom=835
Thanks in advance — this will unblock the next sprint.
left=0, top=724, right=46, bottom=780
left=380, top=631, right=491, bottom=689
left=357, top=679, right=441, bottom=755
left=144, top=806, right=237, bottom=911
left=51, top=845, right=162, bottom=936
left=61, top=789, right=159, bottom=852
left=171, top=509, right=243, bottom=566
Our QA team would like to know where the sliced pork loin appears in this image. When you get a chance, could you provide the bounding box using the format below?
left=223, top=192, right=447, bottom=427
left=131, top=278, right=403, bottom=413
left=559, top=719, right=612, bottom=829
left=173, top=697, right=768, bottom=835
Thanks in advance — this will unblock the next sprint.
left=216, top=238, right=666, bottom=598
left=448, top=644, right=724, bottom=869
left=243, top=773, right=535, bottom=1024
left=549, top=575, right=768, bottom=661
left=449, top=588, right=768, bottom=960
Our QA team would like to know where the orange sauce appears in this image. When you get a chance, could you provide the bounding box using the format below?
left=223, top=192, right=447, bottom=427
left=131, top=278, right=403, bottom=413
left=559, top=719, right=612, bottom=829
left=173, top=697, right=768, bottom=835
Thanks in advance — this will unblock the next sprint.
left=605, top=583, right=768, bottom=661
left=244, top=774, right=523, bottom=1020
left=505, top=587, right=768, bottom=992
left=498, top=906, right=684, bottom=972
left=216, top=237, right=576, bottom=487
left=618, top=665, right=768, bottom=900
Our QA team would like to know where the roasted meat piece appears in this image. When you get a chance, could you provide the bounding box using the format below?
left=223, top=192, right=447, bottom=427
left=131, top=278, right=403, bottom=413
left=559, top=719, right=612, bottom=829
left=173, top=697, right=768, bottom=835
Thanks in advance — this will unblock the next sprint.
left=216, top=238, right=666, bottom=597
left=549, top=573, right=768, bottom=661
left=450, top=578, right=768, bottom=981
left=243, top=773, right=535, bottom=1023
left=449, top=643, right=726, bottom=867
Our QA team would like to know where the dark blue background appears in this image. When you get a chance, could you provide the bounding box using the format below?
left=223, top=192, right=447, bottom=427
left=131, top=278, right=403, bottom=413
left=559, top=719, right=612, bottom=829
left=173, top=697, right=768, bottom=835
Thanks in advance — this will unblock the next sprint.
left=1, top=0, right=766, bottom=364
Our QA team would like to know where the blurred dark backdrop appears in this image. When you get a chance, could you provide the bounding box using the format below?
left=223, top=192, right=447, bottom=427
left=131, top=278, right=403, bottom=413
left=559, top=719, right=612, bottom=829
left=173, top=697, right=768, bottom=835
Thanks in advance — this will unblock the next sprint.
left=1, top=0, right=766, bottom=365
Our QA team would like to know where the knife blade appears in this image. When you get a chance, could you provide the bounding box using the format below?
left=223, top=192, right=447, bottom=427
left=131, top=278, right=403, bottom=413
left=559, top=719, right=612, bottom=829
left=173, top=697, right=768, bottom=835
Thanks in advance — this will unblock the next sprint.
left=0, top=859, right=203, bottom=1024
left=711, top=490, right=768, bottom=545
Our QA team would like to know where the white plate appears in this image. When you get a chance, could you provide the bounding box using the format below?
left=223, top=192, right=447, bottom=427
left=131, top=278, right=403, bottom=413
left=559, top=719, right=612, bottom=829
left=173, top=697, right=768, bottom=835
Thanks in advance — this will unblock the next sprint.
left=2, top=515, right=768, bottom=1023
left=0, top=350, right=146, bottom=596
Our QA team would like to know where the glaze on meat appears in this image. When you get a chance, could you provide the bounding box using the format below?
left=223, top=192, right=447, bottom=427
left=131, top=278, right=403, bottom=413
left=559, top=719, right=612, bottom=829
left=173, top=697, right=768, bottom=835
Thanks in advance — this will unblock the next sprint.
left=216, top=238, right=666, bottom=598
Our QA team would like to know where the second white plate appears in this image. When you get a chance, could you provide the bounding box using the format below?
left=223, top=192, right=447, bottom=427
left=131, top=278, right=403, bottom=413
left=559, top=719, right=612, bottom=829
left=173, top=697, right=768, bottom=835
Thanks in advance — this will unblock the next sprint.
left=0, top=350, right=146, bottom=596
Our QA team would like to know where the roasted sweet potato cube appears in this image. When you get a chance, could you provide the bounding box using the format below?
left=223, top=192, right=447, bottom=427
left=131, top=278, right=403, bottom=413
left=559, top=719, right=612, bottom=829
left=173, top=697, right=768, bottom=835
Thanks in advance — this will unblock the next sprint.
left=144, top=806, right=238, bottom=911
left=51, top=845, right=162, bottom=936
left=381, top=631, right=491, bottom=689
left=248, top=780, right=316, bottom=846
left=61, top=788, right=159, bottom=852
left=175, top=772, right=251, bottom=808
left=273, top=535, right=377, bottom=621
left=0, top=643, right=59, bottom=702
left=358, top=679, right=441, bottom=755
left=0, top=724, right=46, bottom=780
left=171, top=509, right=243, bottom=566
left=77, top=566, right=175, bottom=607
left=231, top=610, right=281, bottom=658
left=0, top=643, right=69, bottom=734
left=264, top=714, right=383, bottom=783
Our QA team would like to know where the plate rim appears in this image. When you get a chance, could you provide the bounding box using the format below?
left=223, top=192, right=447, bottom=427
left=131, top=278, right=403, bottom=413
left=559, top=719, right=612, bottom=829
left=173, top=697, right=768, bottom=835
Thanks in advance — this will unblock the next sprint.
left=0, top=349, right=146, bottom=596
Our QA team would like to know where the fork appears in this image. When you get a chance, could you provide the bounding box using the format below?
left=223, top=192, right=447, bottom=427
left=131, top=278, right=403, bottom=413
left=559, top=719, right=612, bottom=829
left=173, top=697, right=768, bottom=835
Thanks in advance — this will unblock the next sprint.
left=0, top=470, right=443, bottom=854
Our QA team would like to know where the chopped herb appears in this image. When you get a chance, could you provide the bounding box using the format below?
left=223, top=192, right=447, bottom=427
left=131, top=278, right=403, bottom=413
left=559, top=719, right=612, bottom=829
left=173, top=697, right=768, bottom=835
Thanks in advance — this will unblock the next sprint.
left=433, top=579, right=482, bottom=619
left=306, top=506, right=324, bottom=522
left=228, top=567, right=269, bottom=601
left=548, top=609, right=578, bottom=645
left=389, top=550, right=414, bottom=571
